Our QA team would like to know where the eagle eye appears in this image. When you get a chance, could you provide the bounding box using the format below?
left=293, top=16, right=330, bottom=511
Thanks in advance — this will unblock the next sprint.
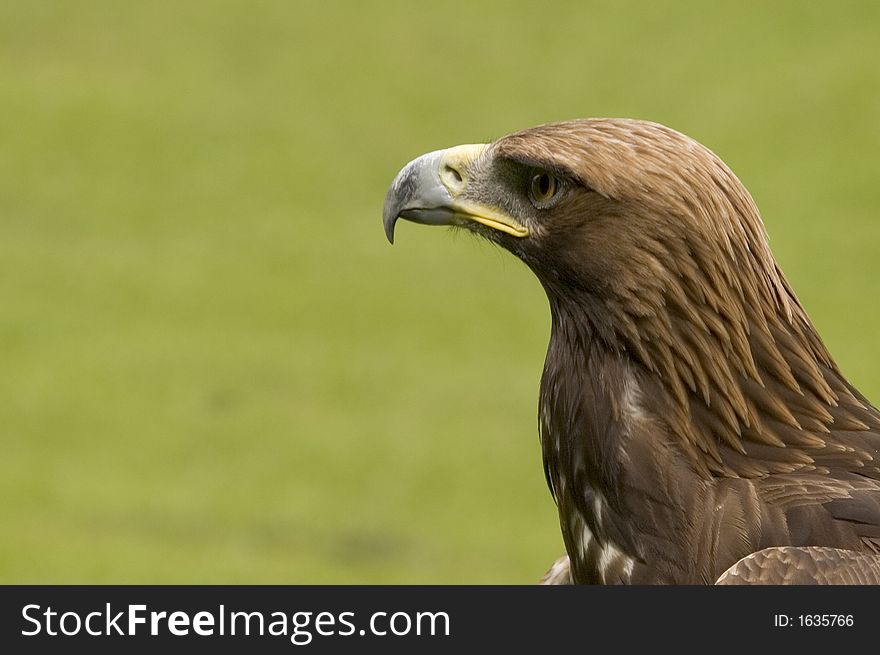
left=528, top=171, right=560, bottom=207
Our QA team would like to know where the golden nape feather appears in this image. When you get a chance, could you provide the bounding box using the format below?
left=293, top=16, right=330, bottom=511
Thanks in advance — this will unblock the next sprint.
left=384, top=118, right=880, bottom=584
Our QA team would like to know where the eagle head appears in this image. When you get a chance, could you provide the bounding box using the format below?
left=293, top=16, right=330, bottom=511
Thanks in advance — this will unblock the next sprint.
left=384, top=120, right=793, bottom=346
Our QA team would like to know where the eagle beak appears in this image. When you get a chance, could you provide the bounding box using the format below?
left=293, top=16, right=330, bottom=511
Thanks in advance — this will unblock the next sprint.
left=382, top=144, right=529, bottom=244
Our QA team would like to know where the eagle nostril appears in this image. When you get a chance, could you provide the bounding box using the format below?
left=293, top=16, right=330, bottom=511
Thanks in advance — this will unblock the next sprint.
left=441, top=163, right=465, bottom=191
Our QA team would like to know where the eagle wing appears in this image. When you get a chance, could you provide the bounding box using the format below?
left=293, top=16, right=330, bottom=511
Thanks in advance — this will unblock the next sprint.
left=540, top=548, right=880, bottom=584
left=715, top=546, right=880, bottom=584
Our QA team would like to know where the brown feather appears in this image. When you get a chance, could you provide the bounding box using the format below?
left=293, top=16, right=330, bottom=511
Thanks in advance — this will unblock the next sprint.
left=716, top=547, right=880, bottom=584
left=488, top=119, right=880, bottom=582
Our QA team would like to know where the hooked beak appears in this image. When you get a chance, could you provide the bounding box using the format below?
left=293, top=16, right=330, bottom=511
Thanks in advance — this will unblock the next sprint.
left=382, top=144, right=529, bottom=244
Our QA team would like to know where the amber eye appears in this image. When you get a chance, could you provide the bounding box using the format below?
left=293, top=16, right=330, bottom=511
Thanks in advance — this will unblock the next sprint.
left=529, top=172, right=558, bottom=204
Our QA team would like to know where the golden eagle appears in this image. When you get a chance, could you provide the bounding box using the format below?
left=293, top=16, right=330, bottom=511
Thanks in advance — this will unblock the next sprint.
left=383, top=119, right=880, bottom=584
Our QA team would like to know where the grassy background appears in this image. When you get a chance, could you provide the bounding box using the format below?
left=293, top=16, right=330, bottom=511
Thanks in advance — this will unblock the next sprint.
left=1, top=0, right=879, bottom=583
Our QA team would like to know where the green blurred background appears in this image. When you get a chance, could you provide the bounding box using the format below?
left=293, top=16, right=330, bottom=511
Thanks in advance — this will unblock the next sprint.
left=1, top=0, right=879, bottom=583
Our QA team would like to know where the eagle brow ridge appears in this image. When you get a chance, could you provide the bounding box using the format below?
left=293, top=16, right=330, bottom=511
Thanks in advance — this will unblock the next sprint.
left=496, top=152, right=589, bottom=191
